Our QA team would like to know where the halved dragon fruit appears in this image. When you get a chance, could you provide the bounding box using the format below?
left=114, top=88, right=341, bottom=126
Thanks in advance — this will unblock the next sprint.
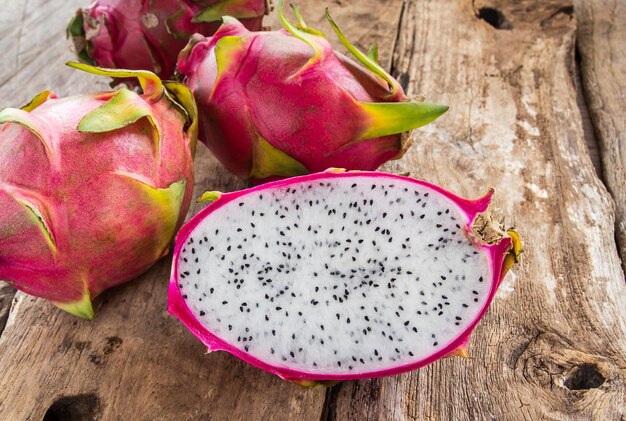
left=67, top=0, right=269, bottom=83
left=177, top=1, right=448, bottom=183
left=0, top=63, right=197, bottom=319
left=169, top=170, right=521, bottom=382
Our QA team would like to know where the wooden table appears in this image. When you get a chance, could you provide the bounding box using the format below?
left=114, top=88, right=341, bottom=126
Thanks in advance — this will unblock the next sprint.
left=1, top=0, right=625, bottom=419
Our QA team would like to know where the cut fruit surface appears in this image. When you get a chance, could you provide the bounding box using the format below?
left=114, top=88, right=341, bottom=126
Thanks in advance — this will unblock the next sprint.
left=169, top=171, right=519, bottom=381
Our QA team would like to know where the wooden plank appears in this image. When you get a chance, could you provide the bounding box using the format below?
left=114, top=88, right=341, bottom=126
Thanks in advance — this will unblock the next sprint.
left=0, top=0, right=401, bottom=419
left=574, top=0, right=626, bottom=270
left=0, top=0, right=106, bottom=103
left=326, top=0, right=626, bottom=419
left=2, top=0, right=624, bottom=419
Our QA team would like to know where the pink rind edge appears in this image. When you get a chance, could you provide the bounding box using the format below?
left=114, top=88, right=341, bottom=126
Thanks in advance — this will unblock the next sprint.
left=168, top=171, right=513, bottom=381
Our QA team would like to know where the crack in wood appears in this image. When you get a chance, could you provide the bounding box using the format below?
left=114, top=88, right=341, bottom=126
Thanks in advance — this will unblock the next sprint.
left=574, top=45, right=604, bottom=179
left=574, top=0, right=626, bottom=274
left=389, top=0, right=408, bottom=84
left=0, top=282, right=17, bottom=338
left=320, top=382, right=342, bottom=421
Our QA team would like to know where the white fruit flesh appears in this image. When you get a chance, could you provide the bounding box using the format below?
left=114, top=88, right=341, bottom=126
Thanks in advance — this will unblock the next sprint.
left=176, top=176, right=491, bottom=374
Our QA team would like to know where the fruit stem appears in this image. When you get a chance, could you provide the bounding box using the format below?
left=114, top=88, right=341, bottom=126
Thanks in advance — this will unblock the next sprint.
left=470, top=204, right=507, bottom=245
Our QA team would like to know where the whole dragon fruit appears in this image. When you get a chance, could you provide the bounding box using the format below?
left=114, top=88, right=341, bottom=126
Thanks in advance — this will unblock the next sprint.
left=169, top=170, right=522, bottom=382
left=67, top=0, right=269, bottom=82
left=177, top=1, right=448, bottom=183
left=0, top=63, right=197, bottom=319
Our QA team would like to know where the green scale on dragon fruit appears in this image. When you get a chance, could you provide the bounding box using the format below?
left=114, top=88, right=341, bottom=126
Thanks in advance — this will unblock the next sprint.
left=67, top=0, right=269, bottom=83
left=0, top=63, right=197, bottom=319
left=169, top=170, right=522, bottom=383
left=177, top=0, right=449, bottom=183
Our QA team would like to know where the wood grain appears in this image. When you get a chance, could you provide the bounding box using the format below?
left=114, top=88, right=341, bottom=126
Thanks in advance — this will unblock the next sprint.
left=1, top=0, right=625, bottom=419
left=327, top=0, right=626, bottom=419
left=574, top=0, right=626, bottom=271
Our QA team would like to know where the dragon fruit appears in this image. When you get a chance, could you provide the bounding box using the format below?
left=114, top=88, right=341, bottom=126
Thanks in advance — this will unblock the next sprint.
left=177, top=1, right=449, bottom=183
left=168, top=170, right=521, bottom=382
left=67, top=0, right=269, bottom=83
left=0, top=63, right=197, bottom=319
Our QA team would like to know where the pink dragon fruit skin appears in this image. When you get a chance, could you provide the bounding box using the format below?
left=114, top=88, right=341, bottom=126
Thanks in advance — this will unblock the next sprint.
left=177, top=1, right=449, bottom=182
left=67, top=0, right=269, bottom=82
left=0, top=64, right=197, bottom=319
left=168, top=170, right=522, bottom=383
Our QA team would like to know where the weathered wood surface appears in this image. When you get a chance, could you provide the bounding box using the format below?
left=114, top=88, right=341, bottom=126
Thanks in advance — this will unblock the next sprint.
left=327, top=0, right=626, bottom=419
left=0, top=0, right=625, bottom=420
left=575, top=0, right=626, bottom=270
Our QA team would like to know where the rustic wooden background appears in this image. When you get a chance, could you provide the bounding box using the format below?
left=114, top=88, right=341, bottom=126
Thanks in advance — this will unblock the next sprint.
left=1, top=0, right=625, bottom=420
